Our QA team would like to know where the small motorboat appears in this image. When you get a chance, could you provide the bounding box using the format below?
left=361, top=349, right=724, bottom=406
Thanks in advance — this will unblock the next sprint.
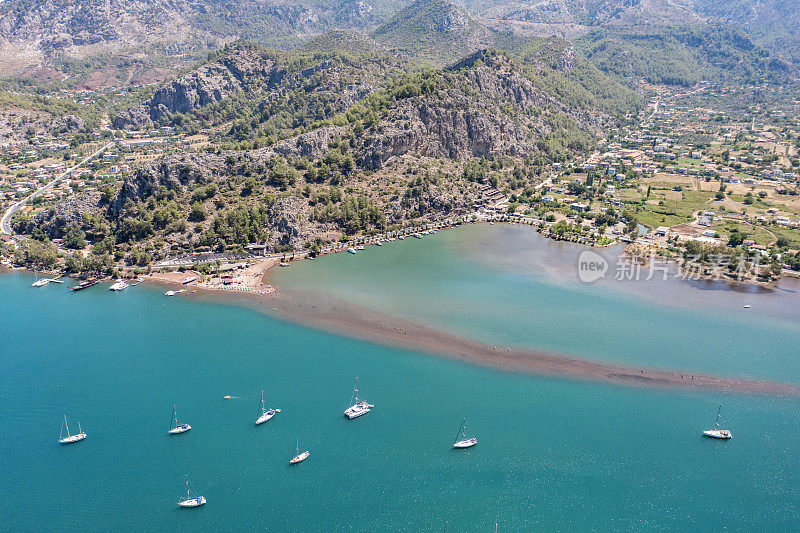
left=357, top=245, right=365, bottom=251
left=182, top=276, right=197, bottom=285
left=347, top=247, right=357, bottom=254
left=109, top=279, right=128, bottom=291
left=223, top=395, right=231, bottom=400
left=743, top=304, right=751, bottom=309
left=290, top=438, right=309, bottom=464
left=165, top=290, right=176, bottom=296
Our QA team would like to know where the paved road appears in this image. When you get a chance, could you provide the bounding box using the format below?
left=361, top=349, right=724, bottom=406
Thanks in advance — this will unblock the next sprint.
left=1, top=141, right=114, bottom=235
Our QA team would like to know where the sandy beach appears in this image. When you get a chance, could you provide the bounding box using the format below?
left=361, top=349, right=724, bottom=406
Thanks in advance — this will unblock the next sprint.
left=142, top=259, right=800, bottom=397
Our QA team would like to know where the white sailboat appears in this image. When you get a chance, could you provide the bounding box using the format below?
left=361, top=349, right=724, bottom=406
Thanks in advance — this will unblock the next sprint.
left=453, top=418, right=477, bottom=449
left=255, top=390, right=281, bottom=425
left=344, top=378, right=374, bottom=419
left=703, top=404, right=732, bottom=439
left=168, top=405, right=191, bottom=434
left=290, top=437, right=310, bottom=464
left=58, top=415, right=87, bottom=444
left=177, top=476, right=206, bottom=508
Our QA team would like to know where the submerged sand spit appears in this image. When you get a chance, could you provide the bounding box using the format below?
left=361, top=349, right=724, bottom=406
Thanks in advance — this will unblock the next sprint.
left=149, top=270, right=800, bottom=397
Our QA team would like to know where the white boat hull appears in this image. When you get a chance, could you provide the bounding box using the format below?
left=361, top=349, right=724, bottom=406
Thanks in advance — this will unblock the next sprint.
left=255, top=409, right=280, bottom=425
left=344, top=402, right=374, bottom=419
left=703, top=429, right=732, bottom=439
left=59, top=433, right=87, bottom=444
left=454, top=438, right=477, bottom=449
left=290, top=451, right=310, bottom=464
left=178, top=496, right=206, bottom=508
left=169, top=424, right=191, bottom=434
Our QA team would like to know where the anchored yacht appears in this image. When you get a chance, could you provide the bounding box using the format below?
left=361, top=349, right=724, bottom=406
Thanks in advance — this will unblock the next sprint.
left=58, top=415, right=86, bottom=444
left=703, top=404, right=732, bottom=439
left=290, top=438, right=310, bottom=464
left=344, top=378, right=374, bottom=419
left=255, top=390, right=280, bottom=425
left=178, top=476, right=206, bottom=508
left=168, top=405, right=191, bottom=434
left=453, top=418, right=477, bottom=449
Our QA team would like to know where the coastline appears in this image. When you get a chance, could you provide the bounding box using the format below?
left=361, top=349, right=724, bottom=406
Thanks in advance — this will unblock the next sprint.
left=145, top=264, right=800, bottom=397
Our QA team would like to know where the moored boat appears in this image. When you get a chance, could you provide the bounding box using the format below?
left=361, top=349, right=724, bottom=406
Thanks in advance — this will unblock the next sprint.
left=344, top=378, right=374, bottom=419
left=177, top=476, right=206, bottom=508
left=109, top=279, right=129, bottom=291
left=70, top=278, right=98, bottom=291
left=453, top=418, right=477, bottom=449
left=255, top=390, right=280, bottom=425
left=703, top=404, right=732, bottom=439
left=32, top=278, right=50, bottom=287
left=58, top=415, right=86, bottom=444
left=290, top=438, right=309, bottom=464
left=165, top=290, right=176, bottom=296
left=169, top=405, right=191, bottom=434
left=347, top=247, right=357, bottom=254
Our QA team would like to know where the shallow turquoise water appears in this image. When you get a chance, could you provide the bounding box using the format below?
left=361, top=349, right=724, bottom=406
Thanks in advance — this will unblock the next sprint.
left=1, top=270, right=800, bottom=531
left=274, top=224, right=800, bottom=384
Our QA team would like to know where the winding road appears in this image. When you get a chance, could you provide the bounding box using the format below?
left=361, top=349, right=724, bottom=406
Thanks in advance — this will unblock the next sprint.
left=1, top=141, right=114, bottom=236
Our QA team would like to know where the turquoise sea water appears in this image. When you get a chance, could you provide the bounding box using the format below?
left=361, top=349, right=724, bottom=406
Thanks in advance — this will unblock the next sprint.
left=2, top=226, right=800, bottom=531
left=274, top=224, right=800, bottom=384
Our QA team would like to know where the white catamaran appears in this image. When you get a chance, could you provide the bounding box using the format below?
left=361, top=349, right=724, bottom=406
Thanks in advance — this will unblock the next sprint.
left=177, top=476, right=206, bottom=508
left=169, top=405, right=191, bottom=434
left=703, top=404, right=732, bottom=439
left=344, top=378, right=374, bottom=419
left=58, top=415, right=87, bottom=444
left=290, top=437, right=310, bottom=464
left=255, top=390, right=281, bottom=425
left=453, top=418, right=477, bottom=449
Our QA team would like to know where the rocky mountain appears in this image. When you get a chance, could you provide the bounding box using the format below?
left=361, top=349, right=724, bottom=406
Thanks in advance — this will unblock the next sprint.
left=112, top=42, right=406, bottom=135
left=371, top=0, right=505, bottom=66
left=32, top=44, right=636, bottom=257
left=0, top=0, right=413, bottom=86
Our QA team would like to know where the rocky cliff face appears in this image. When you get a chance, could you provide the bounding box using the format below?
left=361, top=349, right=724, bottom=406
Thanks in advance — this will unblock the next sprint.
left=113, top=48, right=289, bottom=129
left=357, top=51, right=606, bottom=169
left=113, top=46, right=396, bottom=130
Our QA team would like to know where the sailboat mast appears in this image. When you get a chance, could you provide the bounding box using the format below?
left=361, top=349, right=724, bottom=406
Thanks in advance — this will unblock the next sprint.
left=296, top=437, right=299, bottom=455
left=715, top=404, right=722, bottom=427
left=349, top=378, right=359, bottom=406
left=172, top=405, right=177, bottom=429
left=454, top=418, right=465, bottom=443
left=63, top=415, right=69, bottom=438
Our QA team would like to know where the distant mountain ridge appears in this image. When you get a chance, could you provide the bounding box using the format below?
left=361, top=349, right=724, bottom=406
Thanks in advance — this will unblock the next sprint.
left=0, top=0, right=796, bottom=88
